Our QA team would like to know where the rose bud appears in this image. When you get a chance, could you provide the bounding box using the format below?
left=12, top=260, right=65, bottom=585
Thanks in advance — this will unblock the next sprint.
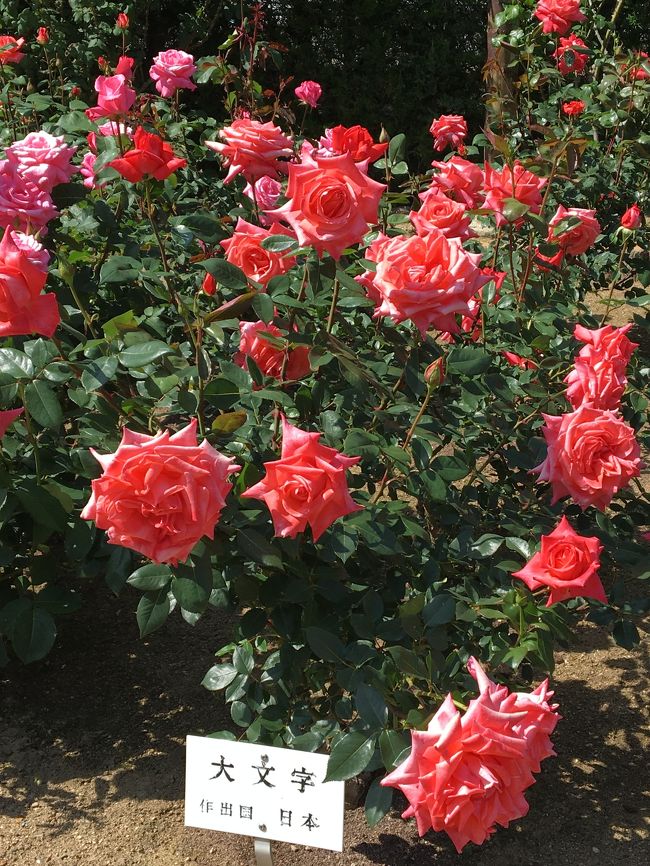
left=424, top=357, right=445, bottom=389
left=36, top=27, right=49, bottom=46
left=116, top=12, right=129, bottom=29
left=621, top=204, right=642, bottom=230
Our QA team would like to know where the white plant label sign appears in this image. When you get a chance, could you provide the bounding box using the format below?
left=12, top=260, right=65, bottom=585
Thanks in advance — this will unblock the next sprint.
left=184, top=735, right=345, bottom=852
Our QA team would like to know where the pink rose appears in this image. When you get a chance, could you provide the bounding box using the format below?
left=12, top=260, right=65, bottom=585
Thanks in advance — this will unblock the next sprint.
left=429, top=114, right=468, bottom=152
left=0, top=227, right=59, bottom=338
left=80, top=152, right=101, bottom=190
left=410, top=189, right=474, bottom=241
left=430, top=156, right=484, bottom=208
left=114, top=55, right=135, bottom=80
left=243, top=176, right=283, bottom=226
left=0, top=161, right=59, bottom=232
left=241, top=416, right=362, bottom=541
left=6, top=131, right=77, bottom=191
left=381, top=657, right=559, bottom=852
left=483, top=161, right=547, bottom=227
left=234, top=321, right=310, bottom=382
left=533, top=0, right=586, bottom=34
left=439, top=271, right=503, bottom=344
left=85, top=74, right=135, bottom=121
left=547, top=205, right=600, bottom=255
left=0, top=407, right=23, bottom=438
left=513, top=516, right=605, bottom=605
left=532, top=404, right=641, bottom=510
left=206, top=119, right=294, bottom=184
left=621, top=203, right=642, bottom=230
left=364, top=230, right=490, bottom=336
left=0, top=35, right=25, bottom=65
left=220, top=218, right=296, bottom=287
left=268, top=152, right=385, bottom=260
left=150, top=49, right=197, bottom=98
left=294, top=80, right=322, bottom=109
left=81, top=419, right=239, bottom=565
left=565, top=323, right=637, bottom=410
left=553, top=34, right=589, bottom=75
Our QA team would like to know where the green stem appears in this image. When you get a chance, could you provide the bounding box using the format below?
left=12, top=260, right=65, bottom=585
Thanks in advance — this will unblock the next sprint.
left=600, top=238, right=629, bottom=325
left=326, top=276, right=340, bottom=334
left=18, top=384, right=42, bottom=483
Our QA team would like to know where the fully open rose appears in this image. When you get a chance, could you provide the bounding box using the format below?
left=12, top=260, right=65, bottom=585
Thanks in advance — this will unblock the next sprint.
left=553, top=34, right=589, bottom=75
left=221, top=218, right=296, bottom=287
left=206, top=118, right=294, bottom=183
left=430, top=155, right=484, bottom=207
left=234, top=320, right=311, bottom=381
left=483, top=161, right=547, bottom=226
left=0, top=228, right=59, bottom=338
left=108, top=127, right=187, bottom=182
left=565, top=323, right=638, bottom=410
left=533, top=0, right=586, bottom=34
left=320, top=124, right=388, bottom=163
left=81, top=420, right=240, bottom=565
left=5, top=132, right=77, bottom=191
left=149, top=49, right=197, bottom=98
left=548, top=205, right=601, bottom=255
left=409, top=189, right=474, bottom=241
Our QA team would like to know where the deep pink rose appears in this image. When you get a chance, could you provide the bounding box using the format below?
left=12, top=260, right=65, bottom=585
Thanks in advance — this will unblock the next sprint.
left=363, top=230, right=490, bottom=336
left=150, top=49, right=197, bottom=98
left=80, top=152, right=103, bottom=190
left=0, top=161, right=59, bottom=232
left=6, top=131, right=77, bottom=191
left=621, top=203, right=642, bottom=230
left=533, top=404, right=641, bottom=510
left=513, top=516, right=605, bottom=605
left=565, top=323, right=637, bottom=410
left=430, top=156, right=484, bottom=208
left=206, top=119, right=294, bottom=184
left=241, top=416, right=362, bottom=541
left=234, top=321, right=310, bottom=382
left=114, top=55, right=135, bottom=80
left=533, top=0, right=586, bottom=34
left=381, top=657, right=559, bottom=852
left=548, top=205, right=600, bottom=255
left=85, top=74, right=135, bottom=121
left=243, top=176, right=283, bottom=226
left=294, top=80, right=322, bottom=109
left=483, top=161, right=547, bottom=227
left=220, top=218, right=296, bottom=287
left=410, top=189, right=474, bottom=241
left=81, top=419, right=239, bottom=565
left=0, top=35, right=25, bottom=64
left=429, top=114, right=468, bottom=152
left=0, top=407, right=23, bottom=438
left=0, top=227, right=59, bottom=338
left=268, top=152, right=385, bottom=260
left=553, top=34, right=589, bottom=75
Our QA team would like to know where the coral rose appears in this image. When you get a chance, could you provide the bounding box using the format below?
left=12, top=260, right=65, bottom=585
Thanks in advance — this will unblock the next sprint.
left=108, top=127, right=187, bottom=182
left=81, top=419, right=239, bottom=565
left=6, top=131, right=77, bottom=191
left=241, top=416, right=362, bottom=541
left=207, top=119, right=294, bottom=184
left=548, top=205, right=600, bottom=255
left=150, top=49, right=197, bottom=98
left=0, top=228, right=59, bottom=338
left=0, top=407, right=23, bottom=438
left=533, top=0, right=586, bottom=34
left=381, top=657, right=559, bottom=852
left=294, top=80, right=322, bottom=109
left=410, top=189, right=474, bottom=241
left=320, top=124, right=388, bottom=164
left=553, top=34, right=589, bottom=75
left=483, top=161, right=547, bottom=227
left=429, top=114, right=468, bottom=152
left=513, top=516, right=605, bottom=605
left=0, top=36, right=25, bottom=64
left=234, top=321, right=310, bottom=382
left=532, top=404, right=641, bottom=510
left=565, top=323, right=637, bottom=411
left=430, top=156, right=484, bottom=208
left=85, top=74, right=135, bottom=121
left=220, top=218, right=296, bottom=287
left=621, top=203, right=642, bottom=230
left=268, top=152, right=385, bottom=260
left=0, top=161, right=59, bottom=232
left=562, top=99, right=585, bottom=117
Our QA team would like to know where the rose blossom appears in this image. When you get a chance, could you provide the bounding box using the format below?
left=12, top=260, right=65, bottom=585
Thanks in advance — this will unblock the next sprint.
left=565, top=323, right=638, bottom=410
left=6, top=131, right=77, bottom=191
left=206, top=119, right=294, bottom=184
left=268, top=152, right=385, bottom=260
left=80, top=152, right=101, bottom=190
left=201, top=272, right=216, bottom=295
left=502, top=351, right=538, bottom=370
left=85, top=74, right=135, bottom=121
left=241, top=415, right=362, bottom=541
left=115, top=55, right=135, bottom=79
left=0, top=227, right=59, bottom=339
left=621, top=204, right=642, bottom=230
left=547, top=205, right=600, bottom=255
left=627, top=51, right=649, bottom=81
left=410, top=189, right=474, bottom=241
left=553, top=34, right=589, bottom=75
left=235, top=321, right=310, bottom=382
left=116, top=12, right=129, bottom=29
left=362, top=230, right=491, bottom=337
left=36, top=27, right=49, bottom=46
left=0, top=161, right=59, bottom=232
left=0, top=407, right=23, bottom=438
left=513, top=516, right=605, bottom=605
left=294, top=80, right=322, bottom=109
left=533, top=0, right=586, bottom=34
left=243, top=176, right=283, bottom=226
left=381, top=657, right=559, bottom=852
left=562, top=100, right=585, bottom=117
left=430, top=156, right=484, bottom=208
left=483, top=161, right=547, bottom=226
left=532, top=404, right=641, bottom=510
left=534, top=246, right=565, bottom=271
left=150, top=49, right=197, bottom=98
left=0, top=36, right=25, bottom=64
left=108, top=127, right=187, bottom=182
left=429, top=114, right=468, bottom=152
left=81, top=419, right=239, bottom=565
left=220, top=218, right=296, bottom=287
left=438, top=269, right=504, bottom=344
left=319, top=124, right=388, bottom=164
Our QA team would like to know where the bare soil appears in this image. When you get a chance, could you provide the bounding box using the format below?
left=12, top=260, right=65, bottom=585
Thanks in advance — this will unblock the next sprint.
left=1, top=582, right=649, bottom=866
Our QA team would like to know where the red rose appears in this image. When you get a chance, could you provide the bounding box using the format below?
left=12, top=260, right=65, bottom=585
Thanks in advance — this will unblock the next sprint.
left=0, top=407, right=23, bottom=438
left=553, top=35, right=589, bottom=75
left=108, top=127, right=187, bottom=182
left=116, top=12, right=129, bottom=29
left=533, top=0, right=586, bottom=34
left=0, top=228, right=59, bottom=338
left=36, top=27, right=49, bottom=46
left=483, top=161, right=547, bottom=227
left=0, top=35, right=26, bottom=65
left=321, top=125, right=388, bottom=163
left=621, top=203, right=643, bottom=230
left=561, top=100, right=586, bottom=117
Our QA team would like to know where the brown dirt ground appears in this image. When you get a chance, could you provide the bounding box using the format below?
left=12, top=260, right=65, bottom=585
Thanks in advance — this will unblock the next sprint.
left=1, top=581, right=649, bottom=866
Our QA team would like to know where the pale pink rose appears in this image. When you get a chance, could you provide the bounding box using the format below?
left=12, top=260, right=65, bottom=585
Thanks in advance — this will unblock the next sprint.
left=220, top=218, right=296, bottom=287
left=565, top=323, right=638, bottom=410
left=81, top=419, right=240, bottom=565
left=381, top=657, right=559, bottom=852
left=0, top=160, right=58, bottom=232
left=483, top=161, right=547, bottom=226
left=0, top=227, right=59, bottom=338
left=513, top=515, right=605, bottom=605
left=621, top=203, right=642, bottom=230
left=268, top=152, right=385, bottom=260
left=429, top=114, right=468, bottom=152
left=410, top=189, right=474, bottom=241
left=548, top=205, right=600, bottom=255
left=533, top=404, right=641, bottom=510
left=241, top=415, right=362, bottom=541
left=0, top=407, right=23, bottom=438
left=243, top=176, right=283, bottom=226
left=150, top=49, right=197, bottom=98
left=206, top=119, right=294, bottom=184
left=5, top=131, right=77, bottom=191
left=365, top=230, right=490, bottom=336
left=85, top=74, right=135, bottom=121
left=234, top=320, right=310, bottom=382
left=533, top=0, right=586, bottom=34
left=294, top=80, right=322, bottom=109
left=430, top=156, right=484, bottom=208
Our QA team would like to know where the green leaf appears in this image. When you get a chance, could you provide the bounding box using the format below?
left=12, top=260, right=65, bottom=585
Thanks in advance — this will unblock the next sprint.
left=11, top=605, right=57, bottom=664
left=261, top=235, right=299, bottom=253
left=446, top=347, right=491, bottom=376
left=212, top=410, right=247, bottom=434
left=324, top=732, right=376, bottom=782
left=203, top=377, right=241, bottom=410
left=171, top=562, right=212, bottom=613
left=613, top=620, right=640, bottom=650
left=0, top=349, right=34, bottom=380
left=469, top=534, right=505, bottom=557
left=171, top=213, right=228, bottom=244
left=81, top=356, right=119, bottom=391
left=234, top=642, right=255, bottom=674
left=237, top=528, right=283, bottom=568
left=423, top=594, right=456, bottom=626
left=432, top=455, right=469, bottom=481
left=23, top=380, right=63, bottom=429
left=365, top=778, right=393, bottom=828
left=201, top=257, right=249, bottom=290
left=100, top=255, right=142, bottom=285
left=501, top=197, right=530, bottom=222
left=136, top=589, right=171, bottom=637
left=379, top=730, right=411, bottom=770
left=305, top=626, right=347, bottom=664
left=252, top=292, right=274, bottom=323
left=355, top=684, right=388, bottom=730
left=202, top=662, right=238, bottom=690
left=128, top=564, right=173, bottom=591
left=118, top=340, right=175, bottom=368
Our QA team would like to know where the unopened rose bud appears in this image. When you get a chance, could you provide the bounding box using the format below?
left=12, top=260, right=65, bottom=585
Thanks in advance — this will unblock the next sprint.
left=116, top=12, right=129, bottom=30
left=621, top=203, right=643, bottom=230
left=202, top=272, right=217, bottom=296
left=424, top=357, right=445, bottom=389
left=70, top=85, right=81, bottom=97
left=36, top=27, right=49, bottom=46
left=98, top=55, right=109, bottom=72
left=379, top=125, right=390, bottom=144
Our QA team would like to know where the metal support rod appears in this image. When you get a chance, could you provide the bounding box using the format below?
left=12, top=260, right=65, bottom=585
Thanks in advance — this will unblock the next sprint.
left=254, top=837, right=274, bottom=866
